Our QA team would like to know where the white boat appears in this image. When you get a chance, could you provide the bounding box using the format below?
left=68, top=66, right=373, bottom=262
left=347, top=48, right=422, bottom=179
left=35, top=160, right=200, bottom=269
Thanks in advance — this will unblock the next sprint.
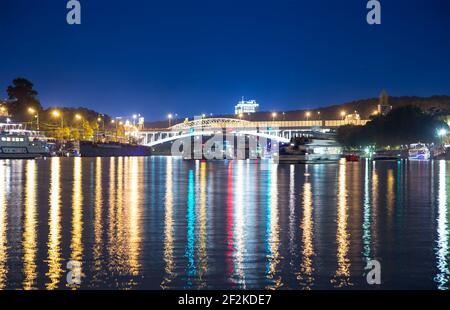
left=373, top=150, right=405, bottom=161
left=430, top=144, right=446, bottom=159
left=0, top=122, right=50, bottom=159
left=408, top=143, right=430, bottom=160
left=276, top=135, right=342, bottom=164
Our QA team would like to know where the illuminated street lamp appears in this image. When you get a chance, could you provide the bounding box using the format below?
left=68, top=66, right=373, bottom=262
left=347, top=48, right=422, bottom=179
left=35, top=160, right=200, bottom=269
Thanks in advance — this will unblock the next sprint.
left=110, top=119, right=119, bottom=141
left=438, top=128, right=448, bottom=144
left=238, top=113, right=243, bottom=119
left=340, top=111, right=346, bottom=120
left=272, top=112, right=277, bottom=122
left=75, top=114, right=82, bottom=121
left=97, top=116, right=105, bottom=138
left=52, top=110, right=63, bottom=128
left=305, top=111, right=311, bottom=121
left=132, top=114, right=139, bottom=126
left=438, top=128, right=447, bottom=136
left=168, top=113, right=173, bottom=127
left=28, top=107, right=40, bottom=130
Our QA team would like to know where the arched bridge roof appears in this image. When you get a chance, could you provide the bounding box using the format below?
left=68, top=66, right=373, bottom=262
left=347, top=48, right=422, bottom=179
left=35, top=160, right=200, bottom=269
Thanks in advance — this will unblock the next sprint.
left=170, top=118, right=252, bottom=130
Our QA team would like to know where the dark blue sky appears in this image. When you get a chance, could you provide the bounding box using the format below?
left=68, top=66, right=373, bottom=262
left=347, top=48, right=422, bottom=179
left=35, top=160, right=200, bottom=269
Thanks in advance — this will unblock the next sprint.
left=1, top=0, right=449, bottom=120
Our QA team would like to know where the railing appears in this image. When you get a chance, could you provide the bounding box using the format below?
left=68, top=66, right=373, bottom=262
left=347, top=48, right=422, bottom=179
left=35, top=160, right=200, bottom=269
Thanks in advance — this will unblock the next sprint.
left=138, top=118, right=369, bottom=132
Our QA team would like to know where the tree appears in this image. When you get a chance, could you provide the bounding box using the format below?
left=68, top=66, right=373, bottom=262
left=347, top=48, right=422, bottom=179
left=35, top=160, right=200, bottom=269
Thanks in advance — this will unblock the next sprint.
left=337, top=105, right=449, bottom=148
left=6, top=78, right=43, bottom=121
left=54, top=127, right=71, bottom=140
left=71, top=128, right=81, bottom=141
left=82, top=121, right=94, bottom=140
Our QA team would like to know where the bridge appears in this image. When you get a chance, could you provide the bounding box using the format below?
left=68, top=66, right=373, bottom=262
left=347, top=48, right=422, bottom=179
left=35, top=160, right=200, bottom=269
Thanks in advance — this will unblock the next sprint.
left=129, top=117, right=369, bottom=147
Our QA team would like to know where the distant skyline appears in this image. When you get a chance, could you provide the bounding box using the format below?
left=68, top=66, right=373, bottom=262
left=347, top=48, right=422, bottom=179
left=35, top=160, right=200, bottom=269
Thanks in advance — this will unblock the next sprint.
left=1, top=0, right=449, bottom=120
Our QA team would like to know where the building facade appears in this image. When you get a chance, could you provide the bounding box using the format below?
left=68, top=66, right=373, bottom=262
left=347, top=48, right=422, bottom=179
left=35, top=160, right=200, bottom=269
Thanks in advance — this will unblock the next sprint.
left=235, top=99, right=259, bottom=115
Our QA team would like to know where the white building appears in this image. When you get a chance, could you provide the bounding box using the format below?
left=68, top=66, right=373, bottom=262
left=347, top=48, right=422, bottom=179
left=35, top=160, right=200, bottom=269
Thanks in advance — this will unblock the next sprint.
left=235, top=98, right=259, bottom=115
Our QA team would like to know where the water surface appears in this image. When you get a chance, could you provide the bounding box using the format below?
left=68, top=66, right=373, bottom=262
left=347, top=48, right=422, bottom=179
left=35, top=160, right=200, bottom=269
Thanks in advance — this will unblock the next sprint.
left=0, top=157, right=448, bottom=290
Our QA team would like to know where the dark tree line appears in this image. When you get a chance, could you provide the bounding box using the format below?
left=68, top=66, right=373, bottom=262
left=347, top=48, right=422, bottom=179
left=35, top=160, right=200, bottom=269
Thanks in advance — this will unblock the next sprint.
left=5, top=78, right=43, bottom=121
left=336, top=106, right=449, bottom=148
left=3, top=77, right=111, bottom=126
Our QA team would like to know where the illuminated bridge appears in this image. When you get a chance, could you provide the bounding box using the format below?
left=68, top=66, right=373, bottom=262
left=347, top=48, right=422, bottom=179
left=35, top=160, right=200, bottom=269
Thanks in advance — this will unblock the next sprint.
left=130, top=117, right=369, bottom=147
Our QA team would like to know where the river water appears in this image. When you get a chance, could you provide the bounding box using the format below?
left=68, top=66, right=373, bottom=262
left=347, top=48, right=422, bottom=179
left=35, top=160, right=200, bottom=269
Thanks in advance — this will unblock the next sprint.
left=0, top=157, right=448, bottom=290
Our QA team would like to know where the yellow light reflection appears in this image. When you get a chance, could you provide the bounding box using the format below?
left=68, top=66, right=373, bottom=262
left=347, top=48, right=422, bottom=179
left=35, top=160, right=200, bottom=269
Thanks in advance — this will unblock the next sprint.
left=332, top=162, right=352, bottom=287
left=93, top=157, right=103, bottom=284
left=161, top=158, right=174, bottom=289
left=127, top=157, right=142, bottom=277
left=298, top=176, right=314, bottom=289
left=107, top=157, right=119, bottom=275
left=23, top=160, right=38, bottom=289
left=197, top=161, right=207, bottom=287
left=46, top=157, right=62, bottom=290
left=69, top=157, right=83, bottom=288
left=108, top=157, right=127, bottom=281
left=387, top=169, right=394, bottom=223
left=0, top=163, right=8, bottom=289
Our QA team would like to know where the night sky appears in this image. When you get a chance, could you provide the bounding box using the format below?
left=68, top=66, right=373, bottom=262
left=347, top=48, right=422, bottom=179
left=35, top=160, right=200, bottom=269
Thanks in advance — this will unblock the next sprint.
left=1, top=0, right=449, bottom=120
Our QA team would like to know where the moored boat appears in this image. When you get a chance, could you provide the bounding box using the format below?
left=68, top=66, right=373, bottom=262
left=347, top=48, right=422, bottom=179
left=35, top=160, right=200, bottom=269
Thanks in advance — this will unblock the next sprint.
left=276, top=135, right=342, bottom=164
left=345, top=153, right=360, bottom=162
left=430, top=145, right=446, bottom=159
left=0, top=122, right=50, bottom=159
left=408, top=143, right=430, bottom=160
left=373, top=149, right=405, bottom=161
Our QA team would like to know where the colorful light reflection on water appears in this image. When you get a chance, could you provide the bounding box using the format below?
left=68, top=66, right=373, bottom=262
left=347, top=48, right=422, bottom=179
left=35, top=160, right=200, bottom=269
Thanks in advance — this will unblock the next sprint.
left=0, top=157, right=448, bottom=290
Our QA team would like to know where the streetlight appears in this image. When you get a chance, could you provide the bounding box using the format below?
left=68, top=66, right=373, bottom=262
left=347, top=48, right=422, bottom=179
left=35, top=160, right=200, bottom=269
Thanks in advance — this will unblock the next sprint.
left=272, top=112, right=277, bottom=122
left=238, top=113, right=243, bottom=119
left=168, top=113, right=173, bottom=127
left=28, top=107, right=39, bottom=131
left=52, top=110, right=63, bottom=128
left=317, top=111, right=321, bottom=119
left=97, top=116, right=105, bottom=140
left=305, top=111, right=311, bottom=121
left=438, top=128, right=448, bottom=144
left=340, top=111, right=346, bottom=120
